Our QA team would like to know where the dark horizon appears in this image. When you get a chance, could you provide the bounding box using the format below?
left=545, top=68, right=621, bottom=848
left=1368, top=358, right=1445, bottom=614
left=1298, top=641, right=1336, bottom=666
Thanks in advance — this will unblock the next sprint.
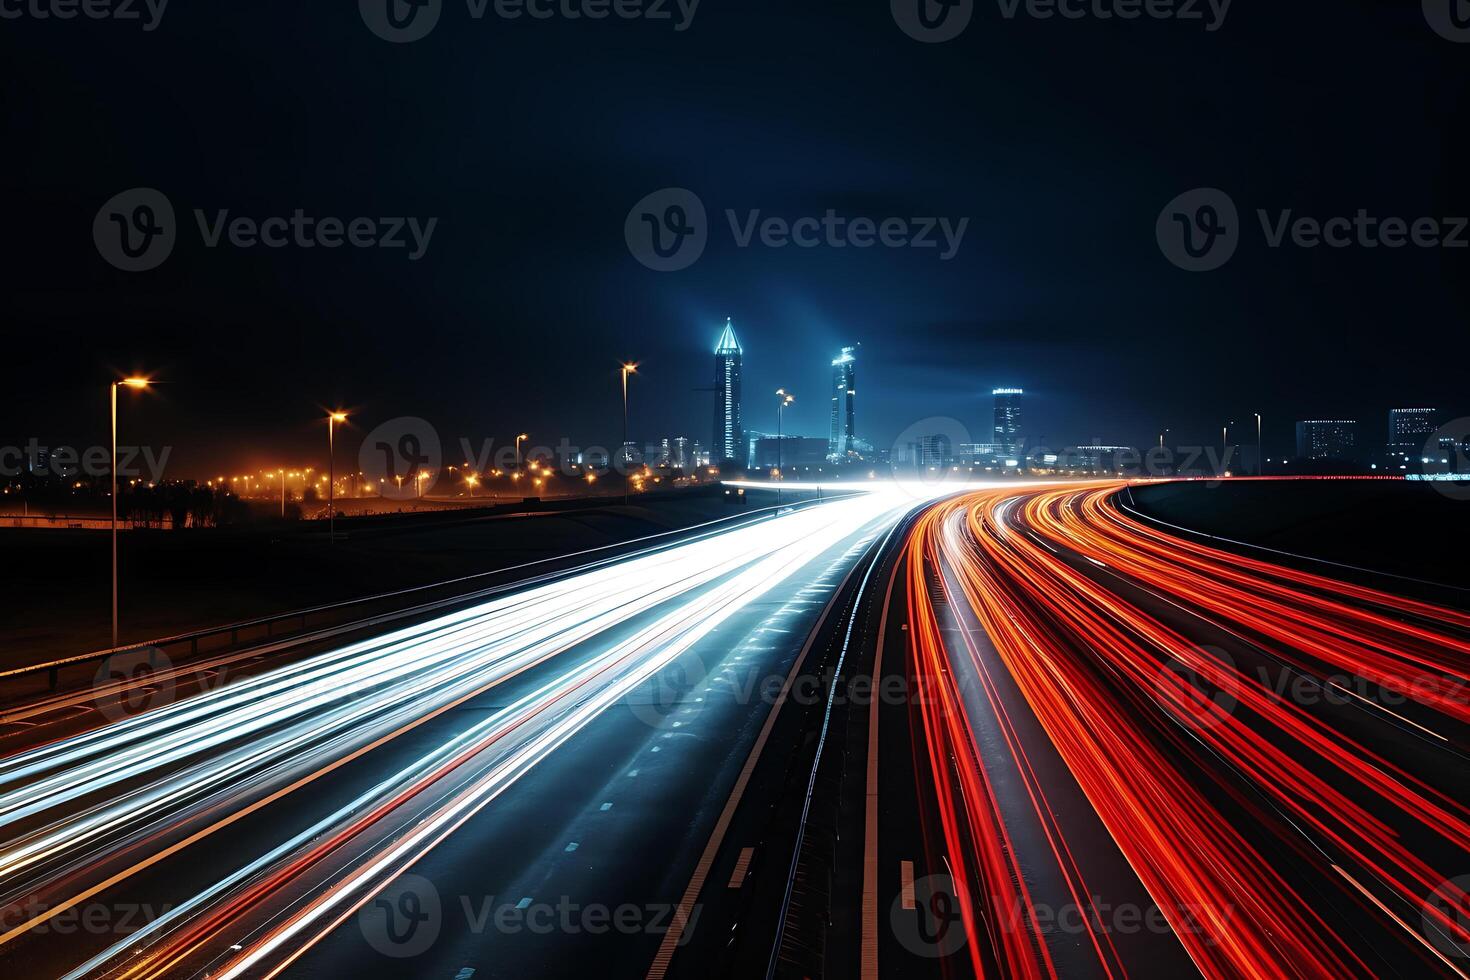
left=3, top=2, right=1467, bottom=477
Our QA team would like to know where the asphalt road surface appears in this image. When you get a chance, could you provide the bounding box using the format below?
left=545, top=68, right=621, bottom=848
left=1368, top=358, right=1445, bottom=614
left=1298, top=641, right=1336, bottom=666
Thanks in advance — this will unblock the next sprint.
left=874, top=483, right=1470, bottom=979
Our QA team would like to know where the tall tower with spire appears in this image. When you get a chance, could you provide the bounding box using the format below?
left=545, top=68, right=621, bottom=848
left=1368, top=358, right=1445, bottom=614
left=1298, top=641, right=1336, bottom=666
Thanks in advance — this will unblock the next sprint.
left=712, top=317, right=744, bottom=467
left=828, top=345, right=858, bottom=461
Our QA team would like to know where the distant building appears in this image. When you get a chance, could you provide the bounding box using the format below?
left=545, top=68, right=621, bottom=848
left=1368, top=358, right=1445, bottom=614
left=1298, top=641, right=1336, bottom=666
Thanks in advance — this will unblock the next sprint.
left=671, top=437, right=692, bottom=470
left=26, top=446, right=51, bottom=476
left=712, top=318, right=744, bottom=466
left=958, top=443, right=1001, bottom=462
left=1386, top=408, right=1439, bottom=468
left=745, top=431, right=773, bottom=470
left=828, top=346, right=859, bottom=461
left=1073, top=446, right=1136, bottom=471
left=644, top=439, right=673, bottom=467
left=911, top=434, right=953, bottom=467
left=1295, top=420, right=1359, bottom=461
left=993, top=389, right=1024, bottom=456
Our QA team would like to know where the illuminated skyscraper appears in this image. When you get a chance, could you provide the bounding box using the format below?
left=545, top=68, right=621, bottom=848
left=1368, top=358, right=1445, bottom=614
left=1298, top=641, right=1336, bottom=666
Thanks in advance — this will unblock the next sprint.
left=712, top=318, right=744, bottom=465
left=1386, top=407, right=1438, bottom=466
left=828, top=346, right=858, bottom=461
left=1295, top=420, right=1359, bottom=460
left=993, top=388, right=1024, bottom=456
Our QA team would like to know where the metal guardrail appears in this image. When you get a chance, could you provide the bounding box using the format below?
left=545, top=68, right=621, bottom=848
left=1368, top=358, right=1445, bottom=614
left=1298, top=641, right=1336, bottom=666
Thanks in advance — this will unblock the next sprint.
left=0, top=492, right=848, bottom=694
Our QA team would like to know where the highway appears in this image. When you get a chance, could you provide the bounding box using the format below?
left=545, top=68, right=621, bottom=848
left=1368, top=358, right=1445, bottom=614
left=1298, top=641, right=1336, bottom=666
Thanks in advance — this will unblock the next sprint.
left=0, top=491, right=922, bottom=979
left=5, top=480, right=1468, bottom=980
left=880, top=483, right=1470, bottom=979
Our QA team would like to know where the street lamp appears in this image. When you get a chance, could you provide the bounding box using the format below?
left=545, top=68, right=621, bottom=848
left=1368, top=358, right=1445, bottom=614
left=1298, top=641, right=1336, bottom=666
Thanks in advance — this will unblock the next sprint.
left=111, top=377, right=150, bottom=648
left=775, top=388, right=794, bottom=504
left=327, top=412, right=347, bottom=542
left=1254, top=412, right=1263, bottom=475
left=621, top=363, right=638, bottom=506
left=515, top=433, right=529, bottom=471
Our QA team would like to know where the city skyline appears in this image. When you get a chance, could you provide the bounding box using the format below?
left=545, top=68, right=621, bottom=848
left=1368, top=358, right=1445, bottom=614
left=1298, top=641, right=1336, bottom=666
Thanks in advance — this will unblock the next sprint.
left=9, top=329, right=1463, bottom=486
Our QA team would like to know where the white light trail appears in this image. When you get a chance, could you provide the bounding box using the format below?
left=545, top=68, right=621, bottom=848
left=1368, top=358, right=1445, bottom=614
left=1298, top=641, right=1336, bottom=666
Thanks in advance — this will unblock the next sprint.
left=1, top=492, right=918, bottom=975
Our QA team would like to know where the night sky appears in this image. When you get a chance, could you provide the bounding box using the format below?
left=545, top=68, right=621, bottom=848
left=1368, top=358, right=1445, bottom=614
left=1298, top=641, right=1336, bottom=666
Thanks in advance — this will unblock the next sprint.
left=3, top=0, right=1467, bottom=475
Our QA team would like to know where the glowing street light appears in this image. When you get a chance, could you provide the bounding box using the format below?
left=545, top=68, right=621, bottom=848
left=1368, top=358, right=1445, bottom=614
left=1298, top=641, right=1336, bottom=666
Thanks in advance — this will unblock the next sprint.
left=1254, top=412, right=1263, bottom=475
left=111, top=376, right=151, bottom=648
left=515, top=433, right=529, bottom=471
left=621, top=362, right=637, bottom=506
left=775, top=388, right=794, bottom=505
left=327, top=411, right=347, bottom=542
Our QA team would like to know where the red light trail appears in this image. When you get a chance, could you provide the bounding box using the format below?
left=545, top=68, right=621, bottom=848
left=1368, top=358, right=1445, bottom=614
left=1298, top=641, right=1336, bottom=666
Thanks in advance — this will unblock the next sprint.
left=902, top=483, right=1470, bottom=979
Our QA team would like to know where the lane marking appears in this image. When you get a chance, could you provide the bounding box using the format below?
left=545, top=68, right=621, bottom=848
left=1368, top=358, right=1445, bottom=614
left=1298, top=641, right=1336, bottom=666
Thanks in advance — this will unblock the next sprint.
left=645, top=546, right=869, bottom=980
left=862, top=547, right=903, bottom=980
left=728, top=847, right=754, bottom=888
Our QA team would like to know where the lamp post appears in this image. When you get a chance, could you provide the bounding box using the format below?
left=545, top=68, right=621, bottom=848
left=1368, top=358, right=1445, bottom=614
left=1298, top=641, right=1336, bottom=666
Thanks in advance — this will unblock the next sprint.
left=1223, top=421, right=1235, bottom=476
left=327, top=412, right=347, bottom=542
left=1254, top=412, right=1263, bottom=475
left=515, top=433, right=529, bottom=471
left=775, top=388, right=794, bottom=504
left=621, top=363, right=638, bottom=506
left=111, top=377, right=150, bottom=648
